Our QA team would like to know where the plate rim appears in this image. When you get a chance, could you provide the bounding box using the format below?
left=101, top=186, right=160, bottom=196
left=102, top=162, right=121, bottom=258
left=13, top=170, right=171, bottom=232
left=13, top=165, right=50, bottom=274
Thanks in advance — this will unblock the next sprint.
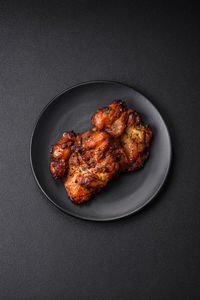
left=30, top=80, right=172, bottom=221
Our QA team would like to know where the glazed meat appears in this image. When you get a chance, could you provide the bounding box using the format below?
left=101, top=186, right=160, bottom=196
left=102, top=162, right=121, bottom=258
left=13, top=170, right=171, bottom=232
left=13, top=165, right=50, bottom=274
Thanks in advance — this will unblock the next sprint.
left=91, top=100, right=129, bottom=137
left=91, top=100, right=152, bottom=172
left=119, top=111, right=152, bottom=172
left=50, top=99, right=153, bottom=204
left=64, top=130, right=121, bottom=203
left=49, top=131, right=76, bottom=179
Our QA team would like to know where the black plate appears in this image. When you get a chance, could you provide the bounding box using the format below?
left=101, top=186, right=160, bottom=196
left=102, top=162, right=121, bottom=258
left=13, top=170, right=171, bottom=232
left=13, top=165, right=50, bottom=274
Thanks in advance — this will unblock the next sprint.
left=30, top=81, right=171, bottom=221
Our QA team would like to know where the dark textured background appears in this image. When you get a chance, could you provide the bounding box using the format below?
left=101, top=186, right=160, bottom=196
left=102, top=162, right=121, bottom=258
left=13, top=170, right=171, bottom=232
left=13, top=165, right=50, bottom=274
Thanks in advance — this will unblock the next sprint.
left=0, top=1, right=200, bottom=299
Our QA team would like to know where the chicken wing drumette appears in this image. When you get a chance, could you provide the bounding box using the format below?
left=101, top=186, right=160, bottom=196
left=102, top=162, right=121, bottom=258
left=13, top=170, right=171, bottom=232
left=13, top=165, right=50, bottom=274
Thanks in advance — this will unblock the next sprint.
left=49, top=131, right=76, bottom=180
left=64, top=130, right=121, bottom=203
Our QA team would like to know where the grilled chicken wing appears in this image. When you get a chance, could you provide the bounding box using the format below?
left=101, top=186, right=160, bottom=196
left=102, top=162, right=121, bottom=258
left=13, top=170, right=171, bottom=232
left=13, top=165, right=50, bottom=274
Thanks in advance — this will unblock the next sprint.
left=91, top=100, right=129, bottom=137
left=64, top=130, right=121, bottom=203
left=91, top=100, right=152, bottom=172
left=49, top=131, right=76, bottom=180
left=119, top=111, right=152, bottom=172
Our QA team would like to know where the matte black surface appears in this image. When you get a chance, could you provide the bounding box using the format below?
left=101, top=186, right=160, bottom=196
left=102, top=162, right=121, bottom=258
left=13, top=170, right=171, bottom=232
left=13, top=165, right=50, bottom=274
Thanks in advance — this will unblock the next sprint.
left=0, top=1, right=200, bottom=299
left=31, top=81, right=171, bottom=220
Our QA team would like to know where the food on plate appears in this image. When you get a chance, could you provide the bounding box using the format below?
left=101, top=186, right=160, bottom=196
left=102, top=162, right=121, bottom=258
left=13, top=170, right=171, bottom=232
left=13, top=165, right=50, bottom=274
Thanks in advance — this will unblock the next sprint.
left=91, top=100, right=152, bottom=172
left=64, top=130, right=121, bottom=203
left=50, top=131, right=76, bottom=179
left=49, top=100, right=153, bottom=203
left=91, top=100, right=129, bottom=137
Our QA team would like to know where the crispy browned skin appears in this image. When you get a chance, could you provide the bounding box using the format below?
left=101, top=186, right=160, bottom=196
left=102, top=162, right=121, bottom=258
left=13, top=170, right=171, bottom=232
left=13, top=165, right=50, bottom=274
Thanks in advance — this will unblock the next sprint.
left=119, top=111, right=152, bottom=172
left=64, top=130, right=121, bottom=203
left=91, top=100, right=129, bottom=137
left=50, top=100, right=153, bottom=204
left=49, top=131, right=76, bottom=180
left=91, top=100, right=152, bottom=172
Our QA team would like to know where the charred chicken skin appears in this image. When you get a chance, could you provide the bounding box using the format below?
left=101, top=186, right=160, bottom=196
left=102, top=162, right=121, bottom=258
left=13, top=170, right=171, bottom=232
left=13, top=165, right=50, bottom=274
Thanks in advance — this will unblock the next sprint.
left=91, top=100, right=152, bottom=172
left=49, top=100, right=152, bottom=203
left=49, top=131, right=76, bottom=180
left=91, top=100, right=129, bottom=137
left=64, top=130, right=121, bottom=203
left=119, top=111, right=152, bottom=172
